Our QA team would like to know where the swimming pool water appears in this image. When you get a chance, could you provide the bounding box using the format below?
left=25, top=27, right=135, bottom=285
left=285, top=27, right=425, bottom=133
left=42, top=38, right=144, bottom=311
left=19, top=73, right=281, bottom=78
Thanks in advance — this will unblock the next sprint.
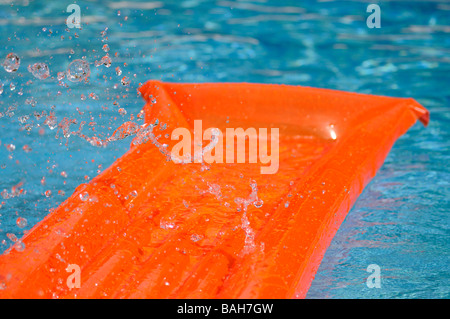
left=0, top=0, right=448, bottom=298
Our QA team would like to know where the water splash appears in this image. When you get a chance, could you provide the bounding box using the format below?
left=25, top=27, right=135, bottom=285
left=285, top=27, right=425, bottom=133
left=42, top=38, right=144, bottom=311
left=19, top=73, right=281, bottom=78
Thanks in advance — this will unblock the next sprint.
left=171, top=127, right=221, bottom=164
left=206, top=182, right=222, bottom=200
left=1, top=182, right=25, bottom=200
left=234, top=180, right=262, bottom=254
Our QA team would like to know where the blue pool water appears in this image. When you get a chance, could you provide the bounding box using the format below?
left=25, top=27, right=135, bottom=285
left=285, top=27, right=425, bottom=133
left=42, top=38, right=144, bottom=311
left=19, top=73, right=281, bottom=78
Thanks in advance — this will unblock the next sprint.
left=0, top=0, right=448, bottom=298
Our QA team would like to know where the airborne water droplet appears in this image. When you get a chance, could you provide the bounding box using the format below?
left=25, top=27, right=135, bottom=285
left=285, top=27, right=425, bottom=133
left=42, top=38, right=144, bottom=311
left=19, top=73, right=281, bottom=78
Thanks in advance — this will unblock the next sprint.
left=2, top=53, right=20, bottom=72
left=99, top=55, right=111, bottom=67
left=121, top=76, right=130, bottom=86
left=6, top=233, right=18, bottom=243
left=67, top=59, right=90, bottom=82
left=57, top=71, right=65, bottom=81
left=16, top=217, right=27, bottom=228
left=22, top=144, right=32, bottom=153
left=5, top=143, right=15, bottom=152
left=28, top=63, right=50, bottom=80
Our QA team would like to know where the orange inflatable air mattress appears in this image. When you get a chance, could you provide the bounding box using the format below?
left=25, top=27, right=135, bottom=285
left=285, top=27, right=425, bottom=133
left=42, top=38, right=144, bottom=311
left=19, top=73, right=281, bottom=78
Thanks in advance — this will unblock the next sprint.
left=0, top=81, right=429, bottom=298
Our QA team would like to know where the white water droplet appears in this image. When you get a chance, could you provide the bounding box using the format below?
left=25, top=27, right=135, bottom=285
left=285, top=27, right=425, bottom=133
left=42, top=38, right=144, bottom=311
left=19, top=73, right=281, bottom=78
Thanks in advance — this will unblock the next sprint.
left=28, top=63, right=50, bottom=80
left=5, top=143, right=15, bottom=152
left=57, top=71, right=65, bottom=81
left=190, top=234, right=203, bottom=242
left=253, top=198, right=263, bottom=208
left=2, top=53, right=20, bottom=72
left=67, top=59, right=90, bottom=82
left=79, top=191, right=89, bottom=201
left=22, top=144, right=32, bottom=153
left=16, top=217, right=27, bottom=228
left=6, top=233, right=18, bottom=243
left=101, top=27, right=108, bottom=39
left=160, top=219, right=176, bottom=230
left=14, top=241, right=25, bottom=252
left=328, top=124, right=337, bottom=140
left=121, top=76, right=130, bottom=86
left=98, top=55, right=111, bottom=67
